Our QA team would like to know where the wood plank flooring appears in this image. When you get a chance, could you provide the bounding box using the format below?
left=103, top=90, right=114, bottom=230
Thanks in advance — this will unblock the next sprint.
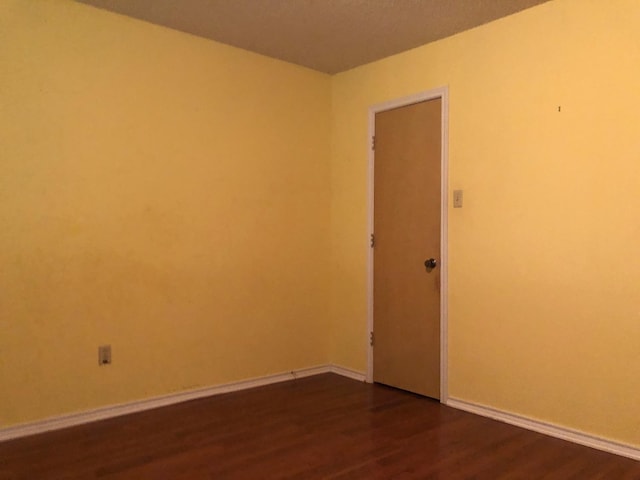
left=1, top=373, right=639, bottom=479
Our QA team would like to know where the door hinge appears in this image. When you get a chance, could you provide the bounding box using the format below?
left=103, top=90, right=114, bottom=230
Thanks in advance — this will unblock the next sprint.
left=371, top=135, right=376, bottom=151
left=370, top=331, right=375, bottom=347
left=370, top=233, right=375, bottom=248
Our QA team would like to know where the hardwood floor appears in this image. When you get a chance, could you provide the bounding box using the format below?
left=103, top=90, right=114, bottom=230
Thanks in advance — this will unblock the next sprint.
left=1, top=374, right=638, bottom=479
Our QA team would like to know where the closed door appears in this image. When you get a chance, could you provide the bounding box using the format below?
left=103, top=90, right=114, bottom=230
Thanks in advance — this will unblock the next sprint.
left=373, top=98, right=441, bottom=399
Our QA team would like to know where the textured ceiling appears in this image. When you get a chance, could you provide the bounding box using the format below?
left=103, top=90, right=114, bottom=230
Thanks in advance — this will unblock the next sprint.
left=77, top=0, right=551, bottom=74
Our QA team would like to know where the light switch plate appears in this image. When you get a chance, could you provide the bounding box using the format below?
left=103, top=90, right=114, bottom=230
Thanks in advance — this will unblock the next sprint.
left=453, top=190, right=463, bottom=208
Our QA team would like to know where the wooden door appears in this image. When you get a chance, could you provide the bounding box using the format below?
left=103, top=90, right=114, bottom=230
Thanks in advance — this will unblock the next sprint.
left=373, top=98, right=441, bottom=399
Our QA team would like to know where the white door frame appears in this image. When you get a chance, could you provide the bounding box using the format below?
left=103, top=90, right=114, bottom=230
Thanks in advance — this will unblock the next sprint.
left=366, top=86, right=449, bottom=403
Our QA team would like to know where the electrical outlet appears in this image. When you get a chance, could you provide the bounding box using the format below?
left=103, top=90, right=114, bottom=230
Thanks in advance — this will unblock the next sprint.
left=98, top=345, right=112, bottom=366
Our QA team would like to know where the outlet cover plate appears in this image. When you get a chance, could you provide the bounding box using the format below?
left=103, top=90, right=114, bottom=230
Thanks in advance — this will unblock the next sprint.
left=98, top=345, right=112, bottom=365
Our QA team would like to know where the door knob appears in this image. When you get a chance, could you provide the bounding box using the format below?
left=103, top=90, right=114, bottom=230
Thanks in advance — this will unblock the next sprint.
left=424, top=258, right=437, bottom=270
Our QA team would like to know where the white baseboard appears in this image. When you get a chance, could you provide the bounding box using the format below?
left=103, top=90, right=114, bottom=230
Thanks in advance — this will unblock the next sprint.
left=330, top=364, right=367, bottom=382
left=0, top=363, right=364, bottom=443
left=447, top=397, right=640, bottom=461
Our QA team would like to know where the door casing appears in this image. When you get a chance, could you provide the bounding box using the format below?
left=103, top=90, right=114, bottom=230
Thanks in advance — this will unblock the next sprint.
left=366, top=86, right=449, bottom=403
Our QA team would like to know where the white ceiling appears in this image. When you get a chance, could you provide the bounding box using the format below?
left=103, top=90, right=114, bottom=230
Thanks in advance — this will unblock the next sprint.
left=77, top=0, right=551, bottom=74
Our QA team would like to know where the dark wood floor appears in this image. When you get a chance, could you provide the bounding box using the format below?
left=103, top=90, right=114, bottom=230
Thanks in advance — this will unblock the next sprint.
left=1, top=374, right=638, bottom=479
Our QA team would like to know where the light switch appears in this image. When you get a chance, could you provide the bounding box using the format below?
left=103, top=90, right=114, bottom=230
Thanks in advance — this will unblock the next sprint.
left=453, top=190, right=463, bottom=208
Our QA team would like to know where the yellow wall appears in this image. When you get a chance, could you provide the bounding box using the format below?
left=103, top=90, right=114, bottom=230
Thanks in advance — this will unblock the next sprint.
left=3, top=0, right=639, bottom=451
left=330, top=0, right=640, bottom=446
left=0, top=1, right=331, bottom=426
